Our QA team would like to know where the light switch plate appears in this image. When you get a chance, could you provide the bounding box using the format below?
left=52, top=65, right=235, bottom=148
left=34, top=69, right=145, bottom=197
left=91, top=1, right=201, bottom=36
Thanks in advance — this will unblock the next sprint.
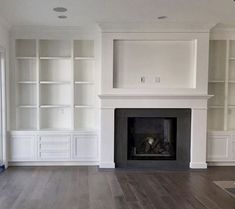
left=140, top=76, right=145, bottom=83
left=155, top=76, right=160, bottom=83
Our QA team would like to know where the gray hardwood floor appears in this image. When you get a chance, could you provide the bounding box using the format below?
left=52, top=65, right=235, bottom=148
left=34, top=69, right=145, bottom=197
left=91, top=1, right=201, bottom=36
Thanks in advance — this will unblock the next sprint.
left=0, top=166, right=235, bottom=209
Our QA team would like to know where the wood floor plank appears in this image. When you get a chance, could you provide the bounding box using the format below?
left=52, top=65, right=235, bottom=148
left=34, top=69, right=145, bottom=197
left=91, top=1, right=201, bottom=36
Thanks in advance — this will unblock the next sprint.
left=0, top=167, right=235, bottom=209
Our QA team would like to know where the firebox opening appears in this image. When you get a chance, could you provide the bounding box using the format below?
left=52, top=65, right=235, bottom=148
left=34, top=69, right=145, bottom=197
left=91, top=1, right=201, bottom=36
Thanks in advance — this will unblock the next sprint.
left=128, top=117, right=177, bottom=160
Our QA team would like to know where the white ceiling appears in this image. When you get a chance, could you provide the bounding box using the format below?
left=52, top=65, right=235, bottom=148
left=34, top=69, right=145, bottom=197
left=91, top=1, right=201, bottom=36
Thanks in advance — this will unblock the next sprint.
left=0, top=0, right=234, bottom=27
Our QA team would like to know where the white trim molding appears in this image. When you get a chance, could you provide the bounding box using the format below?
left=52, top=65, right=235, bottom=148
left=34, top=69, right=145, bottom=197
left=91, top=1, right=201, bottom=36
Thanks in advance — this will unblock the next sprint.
left=190, top=162, right=208, bottom=169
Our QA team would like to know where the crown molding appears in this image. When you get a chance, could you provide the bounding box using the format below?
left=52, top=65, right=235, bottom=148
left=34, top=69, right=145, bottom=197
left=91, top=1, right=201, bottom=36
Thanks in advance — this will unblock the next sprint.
left=98, top=22, right=216, bottom=33
left=10, top=25, right=100, bottom=39
left=10, top=25, right=99, bottom=33
left=210, top=23, right=235, bottom=40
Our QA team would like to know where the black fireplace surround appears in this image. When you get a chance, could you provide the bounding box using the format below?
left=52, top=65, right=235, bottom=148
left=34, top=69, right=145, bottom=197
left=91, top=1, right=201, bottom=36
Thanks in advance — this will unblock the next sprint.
left=115, top=108, right=191, bottom=169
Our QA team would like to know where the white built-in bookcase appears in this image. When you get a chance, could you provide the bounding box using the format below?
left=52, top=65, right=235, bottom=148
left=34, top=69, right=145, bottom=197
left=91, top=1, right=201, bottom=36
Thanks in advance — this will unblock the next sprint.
left=14, top=39, right=96, bottom=130
left=208, top=40, right=235, bottom=131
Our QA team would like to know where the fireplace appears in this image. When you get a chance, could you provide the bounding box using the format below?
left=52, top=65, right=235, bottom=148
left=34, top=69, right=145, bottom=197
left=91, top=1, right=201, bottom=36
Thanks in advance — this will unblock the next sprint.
left=128, top=117, right=177, bottom=161
left=115, top=108, right=191, bottom=169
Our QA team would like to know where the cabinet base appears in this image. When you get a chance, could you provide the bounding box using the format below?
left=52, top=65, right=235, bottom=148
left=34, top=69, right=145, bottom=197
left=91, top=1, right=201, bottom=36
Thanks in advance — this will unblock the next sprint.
left=207, top=162, right=235, bottom=166
left=9, top=161, right=99, bottom=166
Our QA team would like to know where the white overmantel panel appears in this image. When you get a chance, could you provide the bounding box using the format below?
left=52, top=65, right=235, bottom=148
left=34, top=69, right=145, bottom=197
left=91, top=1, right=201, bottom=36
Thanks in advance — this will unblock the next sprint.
left=101, top=32, right=210, bottom=95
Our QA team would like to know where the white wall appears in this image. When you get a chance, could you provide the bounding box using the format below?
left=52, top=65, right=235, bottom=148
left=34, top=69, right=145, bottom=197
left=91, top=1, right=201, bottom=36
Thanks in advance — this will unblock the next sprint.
left=0, top=17, right=9, bottom=167
left=0, top=20, right=9, bottom=47
left=0, top=18, right=9, bottom=127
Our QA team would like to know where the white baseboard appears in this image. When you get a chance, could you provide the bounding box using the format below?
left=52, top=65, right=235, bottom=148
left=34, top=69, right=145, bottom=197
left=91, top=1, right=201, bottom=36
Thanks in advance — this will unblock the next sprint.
left=9, top=161, right=99, bottom=166
left=190, top=162, right=207, bottom=169
left=99, top=162, right=115, bottom=168
left=207, top=161, right=235, bottom=166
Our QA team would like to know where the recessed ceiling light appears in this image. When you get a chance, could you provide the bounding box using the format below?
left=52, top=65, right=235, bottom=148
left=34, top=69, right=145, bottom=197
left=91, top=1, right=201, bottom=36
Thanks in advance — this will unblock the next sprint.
left=58, top=15, right=67, bottom=19
left=158, top=16, right=168, bottom=20
left=53, top=7, right=67, bottom=12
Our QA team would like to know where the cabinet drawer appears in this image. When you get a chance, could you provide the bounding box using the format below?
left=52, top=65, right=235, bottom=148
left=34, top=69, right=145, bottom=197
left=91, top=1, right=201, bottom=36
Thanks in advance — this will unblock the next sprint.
left=38, top=135, right=71, bottom=160
left=73, top=135, right=98, bottom=161
left=232, top=138, right=235, bottom=160
left=39, top=152, right=70, bottom=159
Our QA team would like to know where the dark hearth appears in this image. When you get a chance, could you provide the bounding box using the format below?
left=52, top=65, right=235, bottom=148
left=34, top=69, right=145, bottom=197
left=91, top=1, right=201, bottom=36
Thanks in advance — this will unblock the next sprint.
left=115, top=108, right=191, bottom=170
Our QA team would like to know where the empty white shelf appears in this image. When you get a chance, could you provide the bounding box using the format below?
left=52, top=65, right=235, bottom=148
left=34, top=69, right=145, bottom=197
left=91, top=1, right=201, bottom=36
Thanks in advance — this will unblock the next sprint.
left=40, top=81, right=71, bottom=84
left=74, top=57, right=94, bottom=60
left=40, top=57, right=71, bottom=60
left=40, top=105, right=71, bottom=108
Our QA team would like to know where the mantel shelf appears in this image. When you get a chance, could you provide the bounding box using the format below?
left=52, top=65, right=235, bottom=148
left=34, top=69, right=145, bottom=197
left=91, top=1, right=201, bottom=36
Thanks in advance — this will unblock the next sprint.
left=98, top=94, right=213, bottom=100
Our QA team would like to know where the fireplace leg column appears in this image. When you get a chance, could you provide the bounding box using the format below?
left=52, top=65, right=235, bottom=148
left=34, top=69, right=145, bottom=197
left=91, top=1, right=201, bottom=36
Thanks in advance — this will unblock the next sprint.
left=190, top=108, right=208, bottom=169
left=99, top=108, right=115, bottom=168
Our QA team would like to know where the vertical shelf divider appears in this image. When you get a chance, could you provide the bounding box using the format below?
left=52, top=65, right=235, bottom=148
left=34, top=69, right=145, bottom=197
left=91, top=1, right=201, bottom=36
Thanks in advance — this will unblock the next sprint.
left=14, top=40, right=19, bottom=130
left=36, top=39, right=40, bottom=130
left=224, top=40, right=230, bottom=131
left=71, top=40, right=75, bottom=130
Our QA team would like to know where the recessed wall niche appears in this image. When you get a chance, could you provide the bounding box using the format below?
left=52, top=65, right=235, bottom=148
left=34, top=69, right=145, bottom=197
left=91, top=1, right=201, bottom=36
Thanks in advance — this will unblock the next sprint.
left=113, top=40, right=196, bottom=89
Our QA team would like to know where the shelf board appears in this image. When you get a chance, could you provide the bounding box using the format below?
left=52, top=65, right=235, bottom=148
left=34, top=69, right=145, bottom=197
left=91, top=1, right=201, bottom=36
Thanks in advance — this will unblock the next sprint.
left=17, top=81, right=37, bottom=84
left=40, top=81, right=70, bottom=84
left=208, top=80, right=225, bottom=83
left=228, top=105, right=235, bottom=109
left=16, top=57, right=36, bottom=60
left=208, top=129, right=225, bottom=132
left=230, top=57, right=235, bottom=60
left=208, top=105, right=224, bottom=109
left=228, top=80, right=235, bottom=83
left=74, top=57, right=94, bottom=60
left=39, top=128, right=73, bottom=131
left=40, top=105, right=71, bottom=108
left=75, top=105, right=94, bottom=108
left=40, top=56, right=71, bottom=60
left=75, top=81, right=94, bottom=84
left=12, top=128, right=37, bottom=132
left=17, top=105, right=37, bottom=108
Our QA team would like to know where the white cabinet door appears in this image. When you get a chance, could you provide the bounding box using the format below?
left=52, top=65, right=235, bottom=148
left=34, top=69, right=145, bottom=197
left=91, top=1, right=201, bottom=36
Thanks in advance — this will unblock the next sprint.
left=207, top=135, right=230, bottom=161
left=73, top=135, right=98, bottom=161
left=9, top=136, right=36, bottom=161
left=38, top=135, right=71, bottom=161
left=232, top=136, right=235, bottom=160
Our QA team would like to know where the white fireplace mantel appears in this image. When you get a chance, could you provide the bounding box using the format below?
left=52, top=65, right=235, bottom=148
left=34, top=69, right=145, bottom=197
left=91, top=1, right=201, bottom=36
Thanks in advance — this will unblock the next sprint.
left=99, top=94, right=211, bottom=169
